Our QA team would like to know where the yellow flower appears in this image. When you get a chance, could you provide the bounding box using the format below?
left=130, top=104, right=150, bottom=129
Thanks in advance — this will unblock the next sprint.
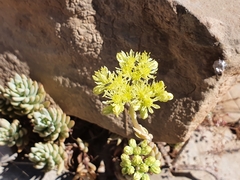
left=132, top=82, right=160, bottom=119
left=93, top=50, right=173, bottom=119
left=92, top=66, right=114, bottom=95
left=116, top=50, right=137, bottom=78
left=136, top=51, right=158, bottom=80
left=106, top=74, right=126, bottom=91
left=116, top=50, right=158, bottom=81
left=151, top=81, right=173, bottom=102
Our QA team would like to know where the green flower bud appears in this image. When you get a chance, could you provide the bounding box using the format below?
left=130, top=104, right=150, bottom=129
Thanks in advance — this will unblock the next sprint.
left=121, top=153, right=130, bottom=161
left=149, top=164, right=161, bottom=174
left=144, top=156, right=156, bottom=166
left=140, top=140, right=148, bottom=148
left=152, top=159, right=161, bottom=167
left=120, top=158, right=131, bottom=167
left=121, top=167, right=128, bottom=175
left=133, top=146, right=142, bottom=155
left=127, top=165, right=135, bottom=175
left=132, top=155, right=143, bottom=166
left=139, top=163, right=149, bottom=173
left=141, top=173, right=150, bottom=180
left=141, top=145, right=152, bottom=155
left=129, top=138, right=137, bottom=148
left=148, top=158, right=161, bottom=174
left=133, top=171, right=143, bottom=180
left=123, top=145, right=133, bottom=155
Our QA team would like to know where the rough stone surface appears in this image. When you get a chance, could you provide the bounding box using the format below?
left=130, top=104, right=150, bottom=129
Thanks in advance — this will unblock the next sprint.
left=0, top=0, right=239, bottom=143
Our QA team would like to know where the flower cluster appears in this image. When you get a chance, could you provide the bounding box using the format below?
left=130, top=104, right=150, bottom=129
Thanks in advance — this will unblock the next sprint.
left=93, top=49, right=173, bottom=119
left=120, top=139, right=161, bottom=180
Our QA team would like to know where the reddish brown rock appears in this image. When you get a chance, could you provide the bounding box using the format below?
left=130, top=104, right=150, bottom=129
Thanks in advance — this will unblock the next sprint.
left=0, top=0, right=239, bottom=143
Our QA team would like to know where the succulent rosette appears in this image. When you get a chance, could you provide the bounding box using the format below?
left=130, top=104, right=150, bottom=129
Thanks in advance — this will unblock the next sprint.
left=1, top=73, right=49, bottom=116
left=120, top=139, right=162, bottom=180
left=0, top=118, right=28, bottom=151
left=31, top=107, right=75, bottom=142
left=28, top=142, right=66, bottom=174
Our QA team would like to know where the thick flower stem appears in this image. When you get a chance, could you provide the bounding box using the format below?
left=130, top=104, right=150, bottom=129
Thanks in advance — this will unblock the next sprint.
left=129, top=105, right=141, bottom=131
left=129, top=105, right=153, bottom=141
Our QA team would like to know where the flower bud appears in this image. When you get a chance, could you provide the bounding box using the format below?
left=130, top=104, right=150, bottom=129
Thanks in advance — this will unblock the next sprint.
left=149, top=164, right=161, bottom=174
left=133, top=171, right=143, bottom=180
left=139, top=163, right=149, bottom=173
left=132, top=155, right=143, bottom=166
left=141, top=145, right=152, bottom=155
left=140, top=140, right=148, bottom=148
left=121, top=153, right=130, bottom=161
left=149, top=159, right=161, bottom=174
left=152, top=159, right=161, bottom=167
left=120, top=158, right=131, bottom=167
left=141, top=173, right=150, bottom=180
left=129, top=138, right=137, bottom=148
left=133, top=146, right=142, bottom=155
left=127, top=165, right=135, bottom=175
left=121, top=167, right=128, bottom=175
left=144, top=156, right=156, bottom=166
left=123, top=145, right=133, bottom=155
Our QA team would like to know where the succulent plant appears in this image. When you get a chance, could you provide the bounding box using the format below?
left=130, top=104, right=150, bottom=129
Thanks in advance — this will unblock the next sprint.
left=0, top=118, right=28, bottom=152
left=93, top=50, right=173, bottom=141
left=65, top=138, right=97, bottom=180
left=1, top=73, right=49, bottom=116
left=76, top=137, right=89, bottom=153
left=28, top=142, right=67, bottom=174
left=30, top=107, right=75, bottom=142
left=120, top=139, right=162, bottom=180
left=75, top=138, right=96, bottom=180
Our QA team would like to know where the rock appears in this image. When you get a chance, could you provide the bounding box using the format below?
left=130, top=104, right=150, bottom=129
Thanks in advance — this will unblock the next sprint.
left=0, top=0, right=239, bottom=143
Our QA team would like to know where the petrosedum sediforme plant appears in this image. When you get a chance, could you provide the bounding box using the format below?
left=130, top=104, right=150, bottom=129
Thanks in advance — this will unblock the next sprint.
left=0, top=73, right=49, bottom=116
left=0, top=118, right=28, bottom=152
left=0, top=73, right=78, bottom=175
left=28, top=142, right=67, bottom=174
left=120, top=139, right=161, bottom=180
left=93, top=50, right=173, bottom=140
left=30, top=107, right=75, bottom=142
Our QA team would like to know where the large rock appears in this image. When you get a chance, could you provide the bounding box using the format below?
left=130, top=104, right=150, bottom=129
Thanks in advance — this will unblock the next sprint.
left=0, top=0, right=239, bottom=143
